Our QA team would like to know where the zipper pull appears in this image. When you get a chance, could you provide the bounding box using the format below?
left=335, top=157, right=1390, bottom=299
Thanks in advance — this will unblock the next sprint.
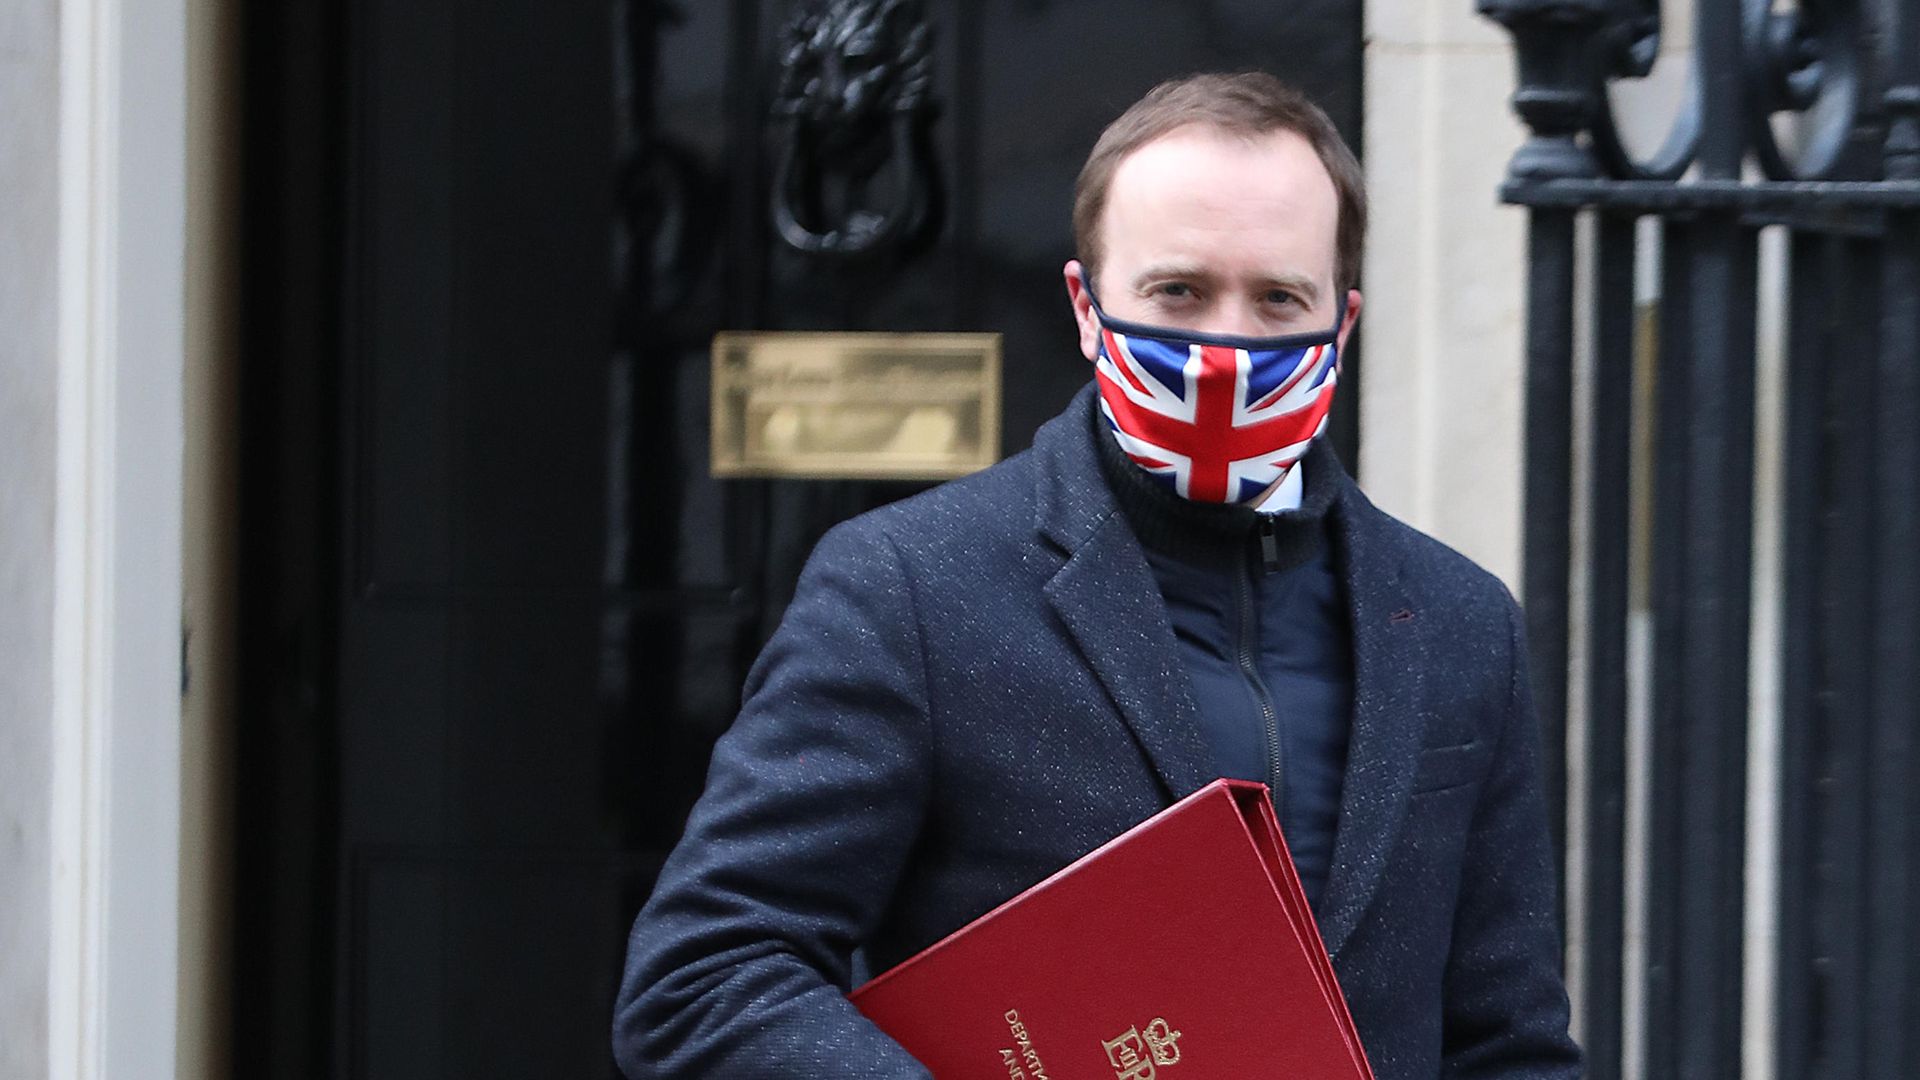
left=1259, top=517, right=1280, bottom=573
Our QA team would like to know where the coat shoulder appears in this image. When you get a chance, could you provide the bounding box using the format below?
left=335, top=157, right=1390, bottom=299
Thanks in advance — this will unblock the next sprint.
left=1341, top=492, right=1524, bottom=660
left=824, top=446, right=1048, bottom=561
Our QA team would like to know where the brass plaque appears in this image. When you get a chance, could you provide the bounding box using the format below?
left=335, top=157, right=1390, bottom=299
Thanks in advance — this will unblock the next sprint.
left=710, top=332, right=1002, bottom=480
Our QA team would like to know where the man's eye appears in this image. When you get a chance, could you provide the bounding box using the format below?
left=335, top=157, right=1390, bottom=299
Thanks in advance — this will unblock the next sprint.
left=1155, top=283, right=1194, bottom=299
left=1263, top=290, right=1298, bottom=305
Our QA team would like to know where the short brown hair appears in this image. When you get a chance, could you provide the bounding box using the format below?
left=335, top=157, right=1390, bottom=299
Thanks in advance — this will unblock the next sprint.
left=1073, top=72, right=1367, bottom=292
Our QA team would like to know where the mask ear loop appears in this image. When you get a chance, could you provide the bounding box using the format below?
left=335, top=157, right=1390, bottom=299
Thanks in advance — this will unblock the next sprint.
left=1078, top=274, right=1122, bottom=331
left=1078, top=272, right=1105, bottom=317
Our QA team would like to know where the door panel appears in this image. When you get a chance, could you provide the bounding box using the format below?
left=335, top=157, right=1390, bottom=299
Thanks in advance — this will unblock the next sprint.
left=239, top=1, right=1363, bottom=1074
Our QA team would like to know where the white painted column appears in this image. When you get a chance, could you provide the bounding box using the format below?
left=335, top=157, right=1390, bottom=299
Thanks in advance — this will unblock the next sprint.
left=1, top=1, right=64, bottom=1076
left=1359, top=0, right=1530, bottom=589
left=45, top=0, right=190, bottom=1075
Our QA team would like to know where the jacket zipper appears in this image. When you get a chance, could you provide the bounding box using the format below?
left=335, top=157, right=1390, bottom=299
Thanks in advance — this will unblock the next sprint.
left=1241, top=520, right=1285, bottom=812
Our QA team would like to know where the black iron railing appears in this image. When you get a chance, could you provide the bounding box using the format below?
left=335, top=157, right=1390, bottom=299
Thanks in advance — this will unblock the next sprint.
left=1478, top=0, right=1920, bottom=1077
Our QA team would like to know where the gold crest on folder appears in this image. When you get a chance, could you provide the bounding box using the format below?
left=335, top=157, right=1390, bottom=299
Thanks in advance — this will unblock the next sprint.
left=710, top=332, right=1002, bottom=480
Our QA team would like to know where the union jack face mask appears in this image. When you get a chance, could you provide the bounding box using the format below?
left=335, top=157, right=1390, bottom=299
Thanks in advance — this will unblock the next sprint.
left=1087, top=289, right=1344, bottom=504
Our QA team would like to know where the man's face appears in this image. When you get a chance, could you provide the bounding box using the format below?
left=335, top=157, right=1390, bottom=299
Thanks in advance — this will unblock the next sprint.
left=1064, top=124, right=1360, bottom=360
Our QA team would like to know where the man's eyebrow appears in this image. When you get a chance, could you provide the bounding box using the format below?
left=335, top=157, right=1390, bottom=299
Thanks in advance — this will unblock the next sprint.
left=1257, top=273, right=1322, bottom=304
left=1126, top=265, right=1324, bottom=304
left=1128, top=263, right=1211, bottom=290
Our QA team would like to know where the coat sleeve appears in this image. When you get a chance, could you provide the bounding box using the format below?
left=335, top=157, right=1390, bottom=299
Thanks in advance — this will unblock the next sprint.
left=1439, top=596, right=1584, bottom=1080
left=612, top=517, right=937, bottom=1079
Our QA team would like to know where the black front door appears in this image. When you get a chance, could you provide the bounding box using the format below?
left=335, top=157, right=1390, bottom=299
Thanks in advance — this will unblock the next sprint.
left=237, top=2, right=1363, bottom=1075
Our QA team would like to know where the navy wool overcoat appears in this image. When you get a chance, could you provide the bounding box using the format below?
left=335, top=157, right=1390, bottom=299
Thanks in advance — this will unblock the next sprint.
left=614, top=387, right=1581, bottom=1080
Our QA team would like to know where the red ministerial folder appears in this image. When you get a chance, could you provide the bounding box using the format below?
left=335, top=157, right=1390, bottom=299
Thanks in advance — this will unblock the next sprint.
left=850, top=779, right=1374, bottom=1079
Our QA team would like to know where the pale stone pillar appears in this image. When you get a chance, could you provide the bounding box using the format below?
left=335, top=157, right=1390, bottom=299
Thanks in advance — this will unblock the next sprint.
left=2, top=0, right=193, bottom=1075
left=1358, top=0, right=1530, bottom=589
left=1, top=1, right=63, bottom=1076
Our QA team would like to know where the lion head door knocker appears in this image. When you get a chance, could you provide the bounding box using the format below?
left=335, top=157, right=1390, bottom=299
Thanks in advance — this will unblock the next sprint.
left=770, top=0, right=941, bottom=260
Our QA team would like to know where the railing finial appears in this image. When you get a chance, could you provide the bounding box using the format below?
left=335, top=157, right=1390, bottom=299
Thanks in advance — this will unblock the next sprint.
left=1478, top=0, right=1610, bottom=183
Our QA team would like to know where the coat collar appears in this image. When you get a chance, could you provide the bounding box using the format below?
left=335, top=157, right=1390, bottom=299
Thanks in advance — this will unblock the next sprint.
left=1031, top=385, right=1432, bottom=958
left=1032, top=385, right=1120, bottom=554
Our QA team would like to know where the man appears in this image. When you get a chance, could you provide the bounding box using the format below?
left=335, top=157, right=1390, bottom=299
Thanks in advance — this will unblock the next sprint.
left=615, top=72, right=1580, bottom=1079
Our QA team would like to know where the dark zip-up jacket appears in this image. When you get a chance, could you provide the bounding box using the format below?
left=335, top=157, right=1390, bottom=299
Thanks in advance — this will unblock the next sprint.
left=1095, top=418, right=1354, bottom=911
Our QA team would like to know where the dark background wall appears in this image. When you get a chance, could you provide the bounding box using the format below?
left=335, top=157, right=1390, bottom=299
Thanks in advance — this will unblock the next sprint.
left=236, top=2, right=1364, bottom=1075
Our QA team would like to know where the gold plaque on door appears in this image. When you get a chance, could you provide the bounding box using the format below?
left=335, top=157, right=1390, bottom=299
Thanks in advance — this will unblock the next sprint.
left=710, top=332, right=1002, bottom=480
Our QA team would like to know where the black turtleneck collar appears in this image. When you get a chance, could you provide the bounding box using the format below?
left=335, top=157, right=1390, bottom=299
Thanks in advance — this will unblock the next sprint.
left=1089, top=388, right=1347, bottom=574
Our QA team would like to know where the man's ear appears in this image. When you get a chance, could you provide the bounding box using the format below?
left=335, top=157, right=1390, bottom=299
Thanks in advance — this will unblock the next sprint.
left=1064, top=260, right=1101, bottom=363
left=1336, top=288, right=1363, bottom=357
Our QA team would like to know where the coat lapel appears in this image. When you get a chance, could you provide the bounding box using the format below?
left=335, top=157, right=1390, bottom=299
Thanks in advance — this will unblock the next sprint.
left=1043, top=523, right=1215, bottom=800
left=1033, top=390, right=1214, bottom=801
left=1316, top=492, right=1430, bottom=959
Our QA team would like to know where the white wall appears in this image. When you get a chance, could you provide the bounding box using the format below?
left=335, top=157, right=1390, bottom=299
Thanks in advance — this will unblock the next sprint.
left=2, top=0, right=191, bottom=1074
left=1, top=1, right=63, bottom=1076
left=1359, top=0, right=1531, bottom=589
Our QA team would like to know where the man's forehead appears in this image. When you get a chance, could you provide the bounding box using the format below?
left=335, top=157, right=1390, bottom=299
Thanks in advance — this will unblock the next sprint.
left=1108, top=124, right=1334, bottom=200
left=1097, top=125, right=1340, bottom=276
